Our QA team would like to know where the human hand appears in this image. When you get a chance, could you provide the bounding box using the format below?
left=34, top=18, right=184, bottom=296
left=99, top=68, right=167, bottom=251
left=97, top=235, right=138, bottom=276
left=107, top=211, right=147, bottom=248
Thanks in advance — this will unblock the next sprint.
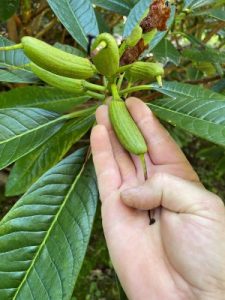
left=90, top=98, right=225, bottom=300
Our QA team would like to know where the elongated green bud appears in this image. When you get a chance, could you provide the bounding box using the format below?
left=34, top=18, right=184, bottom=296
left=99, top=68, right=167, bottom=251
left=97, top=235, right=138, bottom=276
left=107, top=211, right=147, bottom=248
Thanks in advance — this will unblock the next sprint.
left=125, top=61, right=164, bottom=84
left=30, top=63, right=85, bottom=95
left=0, top=36, right=97, bottom=79
left=91, top=33, right=119, bottom=77
left=109, top=99, right=147, bottom=155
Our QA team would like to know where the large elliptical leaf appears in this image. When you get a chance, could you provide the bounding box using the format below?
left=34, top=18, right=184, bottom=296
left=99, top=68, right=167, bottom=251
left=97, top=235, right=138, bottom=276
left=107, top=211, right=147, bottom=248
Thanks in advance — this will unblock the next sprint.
left=150, top=81, right=225, bottom=100
left=0, top=108, right=66, bottom=170
left=0, top=86, right=90, bottom=113
left=0, top=148, right=98, bottom=300
left=47, top=0, right=99, bottom=50
left=0, top=37, right=37, bottom=83
left=6, top=115, right=95, bottom=196
left=149, top=97, right=225, bottom=147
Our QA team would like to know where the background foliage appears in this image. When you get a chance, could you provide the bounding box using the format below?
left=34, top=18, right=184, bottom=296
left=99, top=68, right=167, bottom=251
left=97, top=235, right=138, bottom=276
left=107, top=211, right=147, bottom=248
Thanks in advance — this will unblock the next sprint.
left=0, top=0, right=225, bottom=299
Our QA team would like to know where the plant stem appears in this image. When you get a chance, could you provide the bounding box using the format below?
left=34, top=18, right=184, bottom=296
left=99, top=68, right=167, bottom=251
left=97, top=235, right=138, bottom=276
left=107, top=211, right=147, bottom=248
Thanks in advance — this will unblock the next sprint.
left=124, top=81, right=132, bottom=98
left=86, top=91, right=105, bottom=101
left=65, top=106, right=97, bottom=120
left=83, top=81, right=106, bottom=92
left=111, top=83, right=121, bottom=101
left=117, top=64, right=132, bottom=74
left=117, top=73, right=125, bottom=90
left=120, top=85, right=151, bottom=95
left=0, top=43, right=23, bottom=51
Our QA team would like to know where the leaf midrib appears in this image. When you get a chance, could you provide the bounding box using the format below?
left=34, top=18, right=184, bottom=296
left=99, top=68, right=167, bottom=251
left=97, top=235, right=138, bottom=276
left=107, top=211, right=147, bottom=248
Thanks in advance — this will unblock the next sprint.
left=0, top=111, right=65, bottom=145
left=0, top=95, right=89, bottom=109
left=149, top=102, right=225, bottom=128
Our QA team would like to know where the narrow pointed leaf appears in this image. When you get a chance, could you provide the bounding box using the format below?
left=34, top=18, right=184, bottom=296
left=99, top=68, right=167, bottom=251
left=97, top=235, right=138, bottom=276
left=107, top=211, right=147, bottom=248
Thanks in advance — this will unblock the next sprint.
left=6, top=115, right=95, bottom=196
left=0, top=37, right=38, bottom=83
left=149, top=97, right=225, bottom=146
left=0, top=86, right=90, bottom=112
left=47, top=0, right=99, bottom=50
left=150, top=81, right=225, bottom=100
left=0, top=148, right=98, bottom=300
left=0, top=108, right=65, bottom=170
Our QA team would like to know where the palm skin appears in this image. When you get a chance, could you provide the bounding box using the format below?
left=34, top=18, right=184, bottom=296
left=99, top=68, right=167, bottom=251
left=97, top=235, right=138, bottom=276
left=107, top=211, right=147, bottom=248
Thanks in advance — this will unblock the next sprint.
left=90, top=98, right=225, bottom=300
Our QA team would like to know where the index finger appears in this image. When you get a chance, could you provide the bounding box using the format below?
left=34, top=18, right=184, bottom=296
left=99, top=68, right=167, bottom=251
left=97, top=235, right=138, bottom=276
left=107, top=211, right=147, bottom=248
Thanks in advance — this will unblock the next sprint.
left=90, top=125, right=121, bottom=200
left=126, top=97, right=189, bottom=165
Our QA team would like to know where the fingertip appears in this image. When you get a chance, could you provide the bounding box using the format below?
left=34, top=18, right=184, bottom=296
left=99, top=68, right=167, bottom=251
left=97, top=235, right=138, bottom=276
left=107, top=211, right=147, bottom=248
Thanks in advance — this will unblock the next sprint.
left=95, top=105, right=108, bottom=124
left=90, top=124, right=107, bottom=148
left=125, top=97, right=153, bottom=115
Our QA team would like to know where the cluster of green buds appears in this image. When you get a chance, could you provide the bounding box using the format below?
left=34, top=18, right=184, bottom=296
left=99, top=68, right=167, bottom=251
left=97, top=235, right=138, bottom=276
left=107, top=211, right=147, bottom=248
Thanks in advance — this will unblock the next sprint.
left=0, top=0, right=170, bottom=160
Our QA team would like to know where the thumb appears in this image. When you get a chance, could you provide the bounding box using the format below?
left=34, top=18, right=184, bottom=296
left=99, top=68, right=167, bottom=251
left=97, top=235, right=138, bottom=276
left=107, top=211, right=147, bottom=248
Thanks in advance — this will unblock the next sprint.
left=121, top=173, right=224, bottom=218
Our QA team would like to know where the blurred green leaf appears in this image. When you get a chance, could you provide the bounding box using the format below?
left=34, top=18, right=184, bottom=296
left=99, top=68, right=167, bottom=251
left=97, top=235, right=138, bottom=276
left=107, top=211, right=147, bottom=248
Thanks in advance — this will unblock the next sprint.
left=212, top=79, right=225, bottom=93
left=184, top=0, right=218, bottom=10
left=196, top=7, right=225, bottom=21
left=95, top=10, right=111, bottom=33
left=152, top=38, right=181, bottom=65
left=182, top=47, right=225, bottom=64
left=0, top=0, right=19, bottom=21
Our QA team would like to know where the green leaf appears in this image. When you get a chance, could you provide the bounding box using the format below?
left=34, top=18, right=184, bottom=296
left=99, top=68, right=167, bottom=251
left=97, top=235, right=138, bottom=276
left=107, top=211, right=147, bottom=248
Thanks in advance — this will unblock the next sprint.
left=95, top=10, right=111, bottom=33
left=212, top=79, right=225, bottom=93
left=183, top=0, right=195, bottom=8
left=192, top=0, right=218, bottom=9
left=0, top=108, right=66, bottom=170
left=92, top=0, right=132, bottom=15
left=196, top=7, right=225, bottom=21
left=149, top=97, right=225, bottom=147
left=207, top=7, right=225, bottom=21
left=152, top=38, right=181, bottom=65
left=0, top=37, right=38, bottom=83
left=0, top=0, right=19, bottom=21
left=149, top=5, right=176, bottom=51
left=123, top=0, right=152, bottom=37
left=47, top=0, right=99, bottom=50
left=0, top=86, right=90, bottom=113
left=0, top=148, right=98, bottom=300
left=184, top=0, right=216, bottom=9
left=182, top=48, right=225, bottom=65
left=6, top=115, right=95, bottom=196
left=150, top=81, right=225, bottom=100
